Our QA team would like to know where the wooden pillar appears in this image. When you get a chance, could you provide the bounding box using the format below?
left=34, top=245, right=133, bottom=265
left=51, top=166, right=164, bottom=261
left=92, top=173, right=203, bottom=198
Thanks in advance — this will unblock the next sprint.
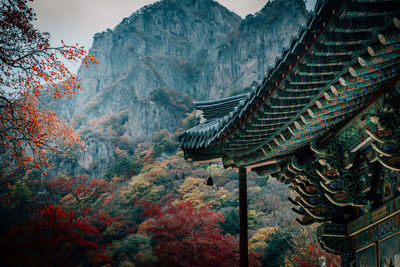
left=239, top=167, right=248, bottom=267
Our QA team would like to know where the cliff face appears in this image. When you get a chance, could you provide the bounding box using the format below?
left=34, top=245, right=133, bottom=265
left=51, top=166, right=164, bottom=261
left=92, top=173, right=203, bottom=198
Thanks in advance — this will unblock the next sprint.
left=204, top=0, right=307, bottom=98
left=52, top=0, right=306, bottom=177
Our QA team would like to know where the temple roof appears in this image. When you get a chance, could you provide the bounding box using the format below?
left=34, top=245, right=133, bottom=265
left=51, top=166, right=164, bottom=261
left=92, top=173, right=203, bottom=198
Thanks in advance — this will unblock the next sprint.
left=180, top=0, right=400, bottom=168
left=194, top=93, right=251, bottom=121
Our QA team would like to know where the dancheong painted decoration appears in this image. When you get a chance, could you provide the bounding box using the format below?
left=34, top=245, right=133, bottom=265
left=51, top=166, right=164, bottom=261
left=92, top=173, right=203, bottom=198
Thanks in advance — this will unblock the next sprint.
left=179, top=0, right=400, bottom=266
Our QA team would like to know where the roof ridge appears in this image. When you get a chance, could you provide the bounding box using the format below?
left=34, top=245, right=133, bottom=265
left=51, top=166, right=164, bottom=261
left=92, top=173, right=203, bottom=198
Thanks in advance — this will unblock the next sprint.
left=194, top=93, right=249, bottom=107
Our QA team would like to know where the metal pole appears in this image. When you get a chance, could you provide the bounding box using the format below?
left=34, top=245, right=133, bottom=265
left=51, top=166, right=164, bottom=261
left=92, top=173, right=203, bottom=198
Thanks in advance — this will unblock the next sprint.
left=239, top=167, right=248, bottom=267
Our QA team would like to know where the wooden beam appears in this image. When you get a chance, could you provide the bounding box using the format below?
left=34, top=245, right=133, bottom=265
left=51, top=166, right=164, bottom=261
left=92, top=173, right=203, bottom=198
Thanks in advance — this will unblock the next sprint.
left=245, top=159, right=277, bottom=169
left=193, top=157, right=222, bottom=164
left=239, top=167, right=248, bottom=267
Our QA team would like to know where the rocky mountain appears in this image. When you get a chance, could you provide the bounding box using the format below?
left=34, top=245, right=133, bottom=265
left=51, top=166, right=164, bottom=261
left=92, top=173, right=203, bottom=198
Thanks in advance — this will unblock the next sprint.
left=50, top=0, right=307, bottom=177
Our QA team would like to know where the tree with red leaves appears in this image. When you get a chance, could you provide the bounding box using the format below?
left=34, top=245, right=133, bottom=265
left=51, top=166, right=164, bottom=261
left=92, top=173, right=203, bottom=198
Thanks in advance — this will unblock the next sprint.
left=48, top=176, right=108, bottom=207
left=1, top=175, right=132, bottom=266
left=0, top=0, right=96, bottom=179
left=2, top=203, right=111, bottom=266
left=139, top=201, right=260, bottom=267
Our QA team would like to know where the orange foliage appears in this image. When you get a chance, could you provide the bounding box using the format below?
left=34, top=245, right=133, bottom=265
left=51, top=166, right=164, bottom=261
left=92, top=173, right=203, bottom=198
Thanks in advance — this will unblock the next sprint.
left=0, top=0, right=97, bottom=177
left=1, top=93, right=83, bottom=174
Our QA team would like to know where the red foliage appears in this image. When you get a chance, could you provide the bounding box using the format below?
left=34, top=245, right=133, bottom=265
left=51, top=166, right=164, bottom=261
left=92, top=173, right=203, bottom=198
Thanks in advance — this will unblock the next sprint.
left=139, top=201, right=260, bottom=267
left=0, top=172, right=138, bottom=266
left=48, top=176, right=108, bottom=205
left=3, top=204, right=111, bottom=266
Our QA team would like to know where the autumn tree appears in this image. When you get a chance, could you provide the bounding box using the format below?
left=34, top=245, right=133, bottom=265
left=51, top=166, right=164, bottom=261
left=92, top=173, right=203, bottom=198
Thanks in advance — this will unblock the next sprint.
left=0, top=0, right=96, bottom=179
left=248, top=227, right=278, bottom=253
left=139, top=201, right=261, bottom=267
left=1, top=173, right=139, bottom=266
left=2, top=203, right=112, bottom=266
left=47, top=175, right=109, bottom=210
left=139, top=201, right=238, bottom=266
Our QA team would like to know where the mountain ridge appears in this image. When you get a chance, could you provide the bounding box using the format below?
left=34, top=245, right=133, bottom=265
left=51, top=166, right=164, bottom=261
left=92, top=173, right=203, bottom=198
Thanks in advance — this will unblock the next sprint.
left=48, top=0, right=307, bottom=177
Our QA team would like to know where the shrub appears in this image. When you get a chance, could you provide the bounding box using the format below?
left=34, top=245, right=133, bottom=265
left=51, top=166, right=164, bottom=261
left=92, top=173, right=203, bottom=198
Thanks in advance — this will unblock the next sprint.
left=105, top=155, right=142, bottom=179
left=152, top=129, right=178, bottom=157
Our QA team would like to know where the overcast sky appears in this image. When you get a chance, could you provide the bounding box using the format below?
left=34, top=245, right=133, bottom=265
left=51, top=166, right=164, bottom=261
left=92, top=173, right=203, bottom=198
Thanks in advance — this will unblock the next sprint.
left=30, top=0, right=316, bottom=71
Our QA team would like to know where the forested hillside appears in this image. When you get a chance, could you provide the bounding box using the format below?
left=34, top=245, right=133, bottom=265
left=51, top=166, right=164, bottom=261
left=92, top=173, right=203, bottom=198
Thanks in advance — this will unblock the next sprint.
left=2, top=125, right=340, bottom=266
